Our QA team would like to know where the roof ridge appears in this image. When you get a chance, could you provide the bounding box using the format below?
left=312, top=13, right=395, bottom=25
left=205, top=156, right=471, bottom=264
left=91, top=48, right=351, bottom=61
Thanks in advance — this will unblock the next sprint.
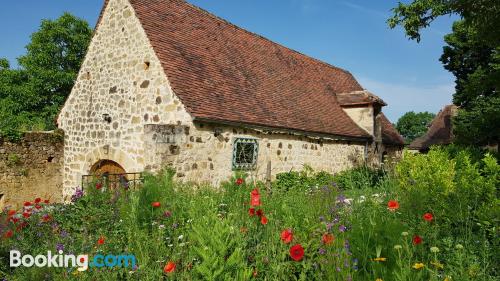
left=179, top=0, right=356, bottom=77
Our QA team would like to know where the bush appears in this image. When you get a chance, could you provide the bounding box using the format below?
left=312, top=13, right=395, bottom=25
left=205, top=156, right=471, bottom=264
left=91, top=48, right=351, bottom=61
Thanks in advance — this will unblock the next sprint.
left=333, top=166, right=386, bottom=190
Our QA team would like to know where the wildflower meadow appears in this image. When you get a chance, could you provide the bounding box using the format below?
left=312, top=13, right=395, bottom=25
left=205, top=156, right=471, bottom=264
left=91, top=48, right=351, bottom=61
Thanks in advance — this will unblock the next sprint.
left=0, top=146, right=498, bottom=280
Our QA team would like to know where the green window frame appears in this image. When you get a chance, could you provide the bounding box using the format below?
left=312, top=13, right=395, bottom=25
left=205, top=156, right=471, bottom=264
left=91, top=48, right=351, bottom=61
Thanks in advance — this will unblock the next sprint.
left=232, top=138, right=259, bottom=170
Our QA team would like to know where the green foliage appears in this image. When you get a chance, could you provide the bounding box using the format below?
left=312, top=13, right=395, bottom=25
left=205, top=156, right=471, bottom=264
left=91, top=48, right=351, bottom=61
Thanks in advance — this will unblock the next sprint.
left=1, top=151, right=498, bottom=280
left=333, top=166, right=387, bottom=190
left=395, top=111, right=435, bottom=144
left=388, top=1, right=500, bottom=146
left=272, top=165, right=335, bottom=191
left=0, top=13, right=92, bottom=140
left=6, top=153, right=21, bottom=167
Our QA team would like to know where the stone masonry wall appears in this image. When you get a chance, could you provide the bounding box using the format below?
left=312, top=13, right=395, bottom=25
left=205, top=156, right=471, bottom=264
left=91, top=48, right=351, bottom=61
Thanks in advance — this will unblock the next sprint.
left=58, top=0, right=192, bottom=200
left=145, top=122, right=367, bottom=186
left=0, top=132, right=63, bottom=209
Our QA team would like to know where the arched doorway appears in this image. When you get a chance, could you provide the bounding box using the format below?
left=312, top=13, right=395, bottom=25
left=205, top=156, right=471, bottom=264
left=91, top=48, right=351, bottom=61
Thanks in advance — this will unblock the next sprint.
left=88, top=160, right=128, bottom=189
left=91, top=159, right=126, bottom=175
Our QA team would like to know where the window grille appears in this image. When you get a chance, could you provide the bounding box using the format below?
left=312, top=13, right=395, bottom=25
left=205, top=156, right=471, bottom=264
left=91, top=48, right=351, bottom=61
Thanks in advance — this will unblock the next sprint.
left=232, top=138, right=258, bottom=170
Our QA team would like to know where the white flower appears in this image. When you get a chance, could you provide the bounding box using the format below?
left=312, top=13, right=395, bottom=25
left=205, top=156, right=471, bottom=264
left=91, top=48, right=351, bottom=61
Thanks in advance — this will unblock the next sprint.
left=179, top=242, right=186, bottom=247
left=168, top=244, right=173, bottom=247
left=430, top=247, right=440, bottom=253
left=159, top=225, right=165, bottom=229
left=401, top=232, right=409, bottom=236
left=178, top=235, right=184, bottom=240
left=394, top=245, right=402, bottom=250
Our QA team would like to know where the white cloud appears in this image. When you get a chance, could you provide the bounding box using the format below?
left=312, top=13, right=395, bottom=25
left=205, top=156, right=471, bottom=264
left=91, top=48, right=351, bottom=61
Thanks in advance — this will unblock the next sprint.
left=357, top=76, right=454, bottom=123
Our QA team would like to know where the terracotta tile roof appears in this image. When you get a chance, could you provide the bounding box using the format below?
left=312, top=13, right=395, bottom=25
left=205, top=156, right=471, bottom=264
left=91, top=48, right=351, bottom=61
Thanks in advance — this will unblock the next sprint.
left=102, top=0, right=371, bottom=139
left=409, top=105, right=458, bottom=151
left=379, top=113, right=404, bottom=146
left=337, top=91, right=387, bottom=107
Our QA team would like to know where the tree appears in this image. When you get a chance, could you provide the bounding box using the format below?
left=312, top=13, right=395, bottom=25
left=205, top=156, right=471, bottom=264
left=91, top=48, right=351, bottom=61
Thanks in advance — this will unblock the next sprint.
left=388, top=0, right=500, bottom=146
left=396, top=111, right=436, bottom=144
left=0, top=13, right=92, bottom=139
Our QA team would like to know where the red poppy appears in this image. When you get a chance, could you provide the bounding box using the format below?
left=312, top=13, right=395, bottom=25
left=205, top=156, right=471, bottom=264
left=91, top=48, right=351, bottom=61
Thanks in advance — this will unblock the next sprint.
left=97, top=236, right=105, bottom=245
left=7, top=210, right=16, bottom=217
left=248, top=208, right=256, bottom=216
left=23, top=202, right=32, bottom=207
left=250, top=189, right=261, bottom=206
left=35, top=205, right=42, bottom=210
left=34, top=198, right=41, bottom=204
left=152, top=202, right=161, bottom=208
left=322, top=233, right=335, bottom=245
left=289, top=244, right=305, bottom=261
left=96, top=183, right=103, bottom=190
left=16, top=222, right=28, bottom=231
left=4, top=230, right=13, bottom=239
left=413, top=235, right=422, bottom=245
left=423, top=213, right=433, bottom=222
left=260, top=216, right=268, bottom=225
left=10, top=217, right=19, bottom=224
left=22, top=212, right=31, bottom=219
left=281, top=229, right=293, bottom=244
left=256, top=209, right=264, bottom=217
left=387, top=200, right=399, bottom=211
left=235, top=178, right=244, bottom=185
left=44, top=199, right=50, bottom=204
left=164, top=261, right=176, bottom=273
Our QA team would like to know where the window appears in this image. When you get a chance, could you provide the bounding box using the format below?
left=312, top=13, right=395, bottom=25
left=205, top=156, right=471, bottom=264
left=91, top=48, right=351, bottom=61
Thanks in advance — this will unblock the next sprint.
left=232, top=138, right=258, bottom=170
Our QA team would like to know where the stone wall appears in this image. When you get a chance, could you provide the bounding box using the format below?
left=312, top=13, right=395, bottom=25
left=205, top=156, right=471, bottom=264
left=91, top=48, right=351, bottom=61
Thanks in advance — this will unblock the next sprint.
left=0, top=132, right=63, bottom=209
left=145, top=122, right=367, bottom=186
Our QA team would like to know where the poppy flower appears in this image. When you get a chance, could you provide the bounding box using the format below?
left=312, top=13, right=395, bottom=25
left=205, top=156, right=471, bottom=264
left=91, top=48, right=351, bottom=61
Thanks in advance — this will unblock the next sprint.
left=10, top=217, right=19, bottom=224
left=96, top=183, right=103, bottom=190
left=34, top=198, right=41, bottom=204
left=413, top=235, right=422, bottom=245
left=260, top=216, right=268, bottom=225
left=248, top=208, right=256, bottom=216
left=322, top=233, right=335, bottom=245
left=35, top=205, right=42, bottom=210
left=97, top=236, right=105, bottom=245
left=281, top=229, right=293, bottom=244
left=164, top=261, right=176, bottom=273
left=44, top=199, right=50, bottom=204
left=235, top=178, right=244, bottom=185
left=289, top=244, right=305, bottom=261
left=16, top=222, right=28, bottom=231
left=423, top=213, right=433, bottom=222
left=4, top=230, right=13, bottom=239
left=152, top=202, right=161, bottom=208
left=250, top=189, right=261, bottom=206
left=256, top=209, right=264, bottom=217
left=22, top=212, right=31, bottom=219
left=7, top=210, right=16, bottom=217
left=164, top=210, right=172, bottom=218
left=24, top=202, right=32, bottom=207
left=253, top=269, right=258, bottom=277
left=387, top=200, right=399, bottom=211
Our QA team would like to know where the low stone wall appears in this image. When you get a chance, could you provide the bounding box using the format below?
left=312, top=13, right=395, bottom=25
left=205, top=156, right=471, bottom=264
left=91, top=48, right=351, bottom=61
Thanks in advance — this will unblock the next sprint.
left=0, top=132, right=64, bottom=209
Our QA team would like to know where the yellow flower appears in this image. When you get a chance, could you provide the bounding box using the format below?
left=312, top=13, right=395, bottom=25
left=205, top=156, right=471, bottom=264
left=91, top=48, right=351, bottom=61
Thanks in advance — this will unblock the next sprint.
left=412, top=263, right=425, bottom=270
left=372, top=257, right=387, bottom=262
left=444, top=276, right=452, bottom=281
left=431, top=261, right=444, bottom=269
left=376, top=279, right=383, bottom=281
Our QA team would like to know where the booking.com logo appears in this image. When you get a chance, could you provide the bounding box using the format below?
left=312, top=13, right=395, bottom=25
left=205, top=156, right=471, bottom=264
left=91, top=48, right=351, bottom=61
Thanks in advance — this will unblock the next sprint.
left=10, top=250, right=136, bottom=272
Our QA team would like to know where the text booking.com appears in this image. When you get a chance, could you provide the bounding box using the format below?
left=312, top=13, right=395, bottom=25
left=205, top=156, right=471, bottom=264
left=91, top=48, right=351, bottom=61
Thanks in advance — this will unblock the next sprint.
left=10, top=250, right=136, bottom=271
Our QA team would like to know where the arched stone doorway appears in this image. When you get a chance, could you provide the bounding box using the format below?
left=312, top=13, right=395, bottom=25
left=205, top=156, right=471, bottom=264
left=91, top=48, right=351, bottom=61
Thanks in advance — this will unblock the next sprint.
left=88, top=159, right=128, bottom=189
left=90, top=159, right=127, bottom=175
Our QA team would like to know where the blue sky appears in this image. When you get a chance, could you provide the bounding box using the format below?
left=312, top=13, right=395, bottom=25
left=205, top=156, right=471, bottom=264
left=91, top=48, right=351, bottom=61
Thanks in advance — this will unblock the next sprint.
left=0, top=0, right=458, bottom=122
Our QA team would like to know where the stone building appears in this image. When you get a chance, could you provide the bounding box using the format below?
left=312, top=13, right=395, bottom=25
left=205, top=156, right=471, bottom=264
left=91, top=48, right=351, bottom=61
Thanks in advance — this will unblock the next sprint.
left=57, top=0, right=404, bottom=200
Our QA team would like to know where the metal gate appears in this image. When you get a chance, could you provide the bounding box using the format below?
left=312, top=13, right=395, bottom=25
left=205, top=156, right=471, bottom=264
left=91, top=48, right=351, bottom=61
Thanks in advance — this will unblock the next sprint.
left=81, top=172, right=143, bottom=190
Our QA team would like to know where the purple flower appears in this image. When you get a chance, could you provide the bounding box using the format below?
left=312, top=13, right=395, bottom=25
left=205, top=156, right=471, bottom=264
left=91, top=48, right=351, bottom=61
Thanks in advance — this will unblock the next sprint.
left=132, top=264, right=138, bottom=271
left=60, top=230, right=68, bottom=238
left=336, top=267, right=341, bottom=272
left=318, top=248, right=326, bottom=255
left=339, top=225, right=347, bottom=232
left=56, top=243, right=64, bottom=252
left=164, top=211, right=172, bottom=218
left=172, top=223, right=178, bottom=229
left=319, top=216, right=325, bottom=222
left=337, top=194, right=347, bottom=204
left=333, top=216, right=340, bottom=224
left=71, top=188, right=84, bottom=202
